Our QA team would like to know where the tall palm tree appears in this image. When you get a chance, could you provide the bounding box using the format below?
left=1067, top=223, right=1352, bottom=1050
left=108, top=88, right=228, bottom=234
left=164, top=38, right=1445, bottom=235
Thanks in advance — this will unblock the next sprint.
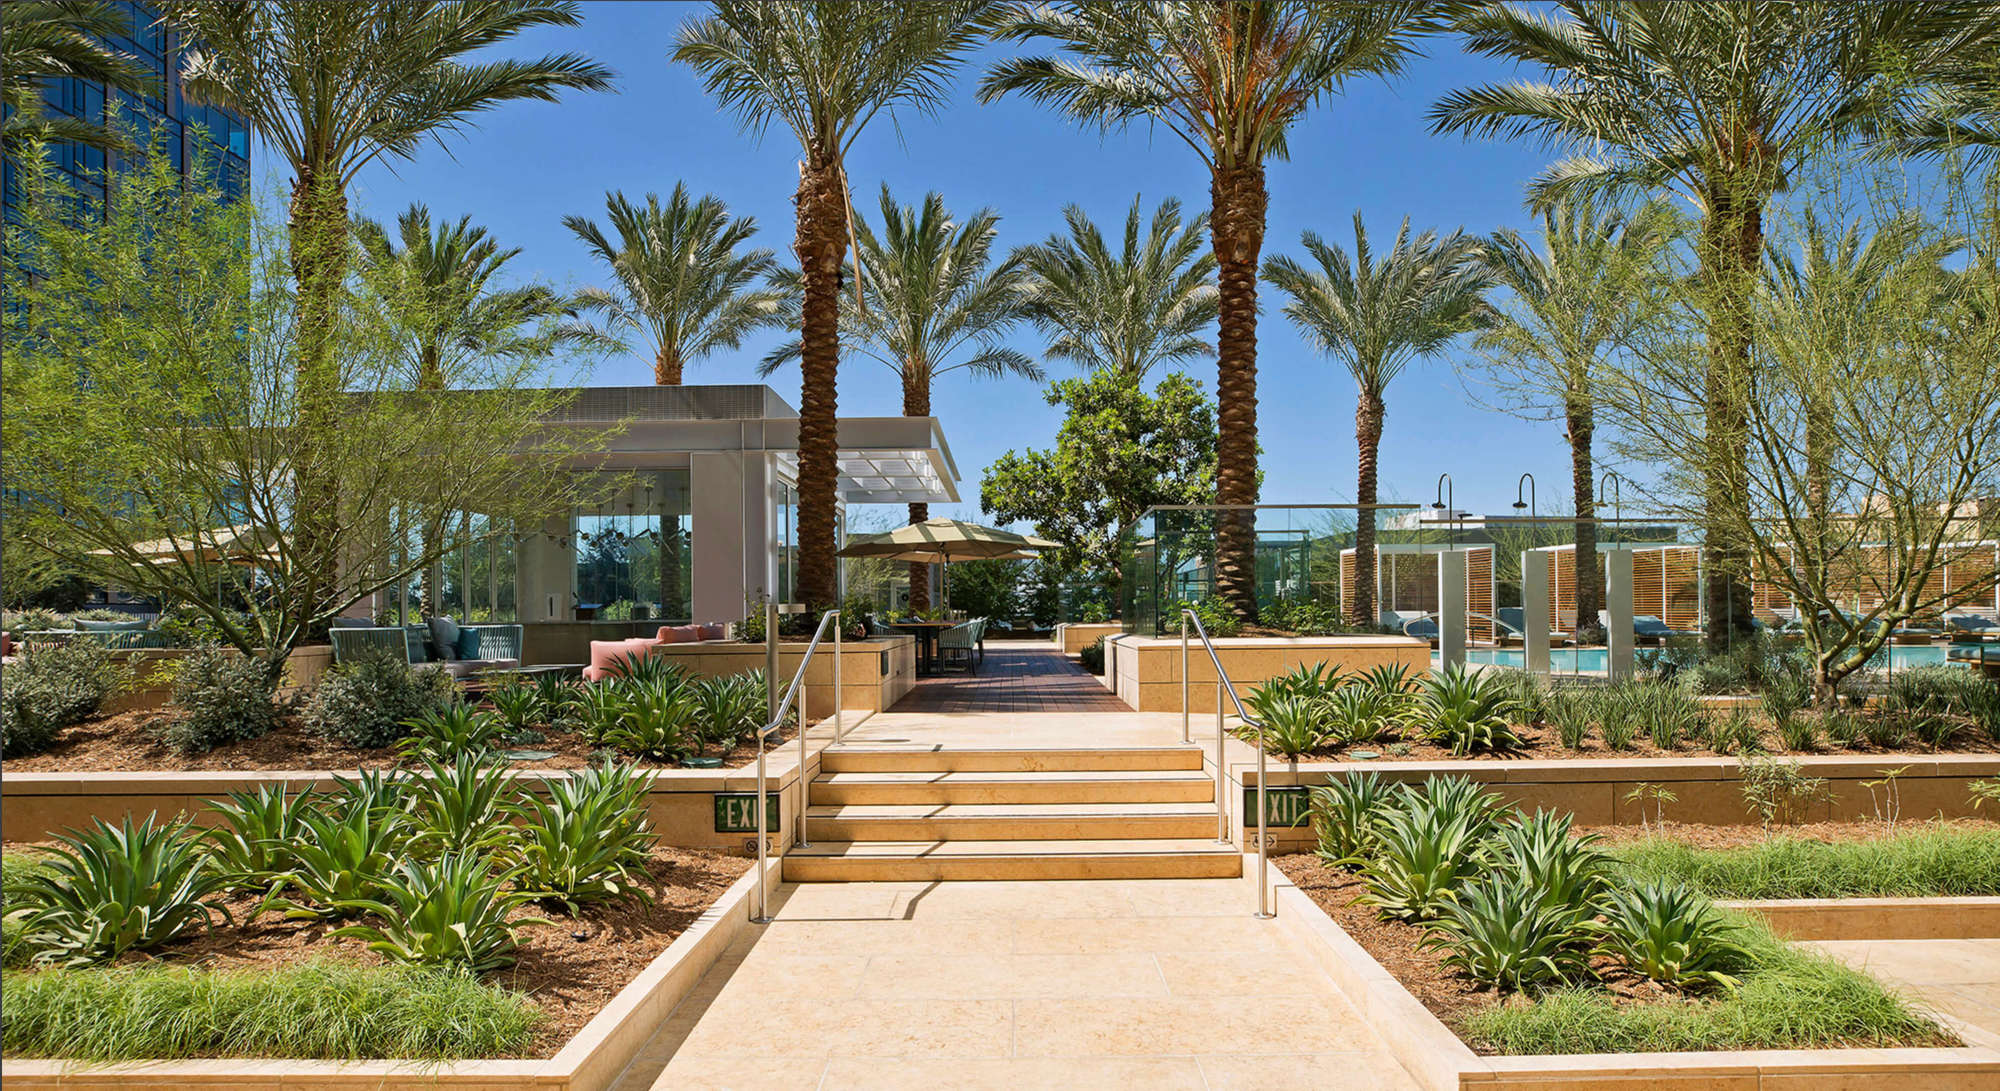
left=1431, top=0, right=1997, bottom=647
left=762, top=185, right=1039, bottom=611
left=1013, top=195, right=1219, bottom=384
left=1471, top=198, right=1672, bottom=636
left=355, top=203, right=578, bottom=391
left=982, top=1, right=1443, bottom=622
left=1264, top=214, right=1491, bottom=628
left=673, top=1, right=996, bottom=610
left=166, top=0, right=610, bottom=622
left=1, top=0, right=151, bottom=156
left=564, top=186, right=787, bottom=386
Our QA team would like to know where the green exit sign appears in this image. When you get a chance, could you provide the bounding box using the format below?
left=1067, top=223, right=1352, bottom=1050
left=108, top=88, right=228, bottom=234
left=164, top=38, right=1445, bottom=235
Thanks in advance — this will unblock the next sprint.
left=713, top=792, right=781, bottom=833
left=1242, top=785, right=1311, bottom=827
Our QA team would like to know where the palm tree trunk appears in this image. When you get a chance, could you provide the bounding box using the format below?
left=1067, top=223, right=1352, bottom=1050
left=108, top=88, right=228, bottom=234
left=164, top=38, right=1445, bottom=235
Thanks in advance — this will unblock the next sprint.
left=903, top=377, right=932, bottom=613
left=287, top=168, right=350, bottom=639
left=1349, top=387, right=1385, bottom=627
left=793, top=153, right=847, bottom=608
left=654, top=345, right=683, bottom=385
left=1700, top=189, right=1762, bottom=651
left=1567, top=397, right=1602, bottom=633
left=1210, top=161, right=1266, bottom=624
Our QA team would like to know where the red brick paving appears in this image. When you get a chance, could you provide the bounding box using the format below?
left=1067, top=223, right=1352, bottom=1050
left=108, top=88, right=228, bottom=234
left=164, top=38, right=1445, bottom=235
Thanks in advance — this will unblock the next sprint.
left=890, top=644, right=1131, bottom=714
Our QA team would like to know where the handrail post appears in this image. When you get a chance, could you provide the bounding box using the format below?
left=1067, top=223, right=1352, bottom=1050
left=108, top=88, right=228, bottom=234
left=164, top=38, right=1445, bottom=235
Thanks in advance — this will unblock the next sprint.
left=1180, top=616, right=1190, bottom=745
left=1215, top=673, right=1227, bottom=843
left=834, top=609, right=843, bottom=743
left=1181, top=607, right=1274, bottom=918
left=1254, top=729, right=1272, bottom=920
left=753, top=713, right=770, bottom=924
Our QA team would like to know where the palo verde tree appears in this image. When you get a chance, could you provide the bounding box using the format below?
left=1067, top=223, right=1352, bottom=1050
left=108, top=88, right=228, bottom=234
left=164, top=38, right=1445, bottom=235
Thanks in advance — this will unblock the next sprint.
left=982, top=0, right=1443, bottom=623
left=164, top=0, right=611, bottom=634
left=762, top=186, right=1039, bottom=611
left=1466, top=197, right=1673, bottom=636
left=1, top=143, right=614, bottom=680
left=673, top=0, right=997, bottom=609
left=1264, top=214, right=1491, bottom=628
left=563, top=185, right=789, bottom=385
left=1432, top=0, right=2000, bottom=648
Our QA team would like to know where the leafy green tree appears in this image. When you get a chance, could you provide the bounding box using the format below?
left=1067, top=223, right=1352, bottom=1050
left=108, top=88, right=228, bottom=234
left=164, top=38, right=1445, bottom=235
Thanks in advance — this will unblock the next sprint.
left=674, top=0, right=996, bottom=609
left=166, top=0, right=611, bottom=630
left=1, top=0, right=150, bottom=156
left=1264, top=214, right=1491, bottom=627
left=1466, top=198, right=1673, bottom=633
left=763, top=185, right=1037, bottom=610
left=1431, top=0, right=1996, bottom=647
left=983, top=0, right=1443, bottom=622
left=564, top=185, right=787, bottom=385
left=981, top=370, right=1218, bottom=601
left=1012, top=196, right=1217, bottom=383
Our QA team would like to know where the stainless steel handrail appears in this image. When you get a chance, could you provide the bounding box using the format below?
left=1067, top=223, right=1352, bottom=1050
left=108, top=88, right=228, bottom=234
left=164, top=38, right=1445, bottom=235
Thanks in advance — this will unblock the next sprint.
left=1180, top=608, right=1273, bottom=920
left=753, top=607, right=840, bottom=924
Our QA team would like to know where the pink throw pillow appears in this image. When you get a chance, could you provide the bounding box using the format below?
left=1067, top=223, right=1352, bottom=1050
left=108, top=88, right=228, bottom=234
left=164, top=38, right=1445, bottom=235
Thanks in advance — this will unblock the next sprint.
left=700, top=622, right=729, bottom=640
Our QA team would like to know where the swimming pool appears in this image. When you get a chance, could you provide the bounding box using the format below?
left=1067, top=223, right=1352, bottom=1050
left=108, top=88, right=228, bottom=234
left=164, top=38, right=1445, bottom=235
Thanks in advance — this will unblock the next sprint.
left=1435, top=643, right=1975, bottom=675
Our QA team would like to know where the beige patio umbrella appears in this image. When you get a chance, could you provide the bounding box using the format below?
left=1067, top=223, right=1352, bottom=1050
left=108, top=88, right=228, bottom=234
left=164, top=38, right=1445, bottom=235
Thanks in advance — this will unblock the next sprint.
left=93, top=524, right=273, bottom=566
left=837, top=518, right=1057, bottom=609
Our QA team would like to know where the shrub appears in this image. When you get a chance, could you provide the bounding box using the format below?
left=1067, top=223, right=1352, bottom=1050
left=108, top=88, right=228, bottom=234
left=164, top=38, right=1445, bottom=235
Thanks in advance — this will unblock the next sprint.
left=202, top=783, right=322, bottom=892
left=1325, top=685, right=1397, bottom=745
left=1417, top=664, right=1525, bottom=755
left=483, top=681, right=543, bottom=736
left=1596, top=687, right=1638, bottom=750
left=1776, top=713, right=1820, bottom=753
left=597, top=679, right=701, bottom=762
left=1823, top=709, right=1864, bottom=748
left=1762, top=656, right=1812, bottom=730
left=155, top=646, right=283, bottom=755
left=0, top=640, right=128, bottom=755
left=405, top=753, right=518, bottom=858
left=302, top=654, right=455, bottom=749
left=1177, top=596, right=1239, bottom=638
left=4, top=814, right=229, bottom=965
left=513, top=761, right=659, bottom=911
left=1739, top=757, right=1830, bottom=830
left=1424, top=874, right=1594, bottom=991
left=2, top=607, right=63, bottom=631
left=1489, top=669, right=1545, bottom=725
left=1543, top=687, right=1592, bottom=750
left=1078, top=636, right=1105, bottom=674
left=1491, top=810, right=1611, bottom=911
left=1596, top=881, right=1751, bottom=991
left=1357, top=778, right=1503, bottom=922
left=397, top=702, right=509, bottom=761
left=1641, top=682, right=1703, bottom=750
left=571, top=681, right=633, bottom=746
left=0, top=958, right=539, bottom=1060
left=270, top=795, right=409, bottom=920
left=1705, top=708, right=1761, bottom=755
left=1309, top=771, right=1400, bottom=867
left=331, top=853, right=548, bottom=974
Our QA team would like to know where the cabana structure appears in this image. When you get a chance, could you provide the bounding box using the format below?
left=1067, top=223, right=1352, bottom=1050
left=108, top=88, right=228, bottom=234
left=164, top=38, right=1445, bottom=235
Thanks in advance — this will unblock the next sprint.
left=1750, top=541, right=2000, bottom=624
left=1537, top=543, right=1703, bottom=634
left=1338, top=544, right=1497, bottom=643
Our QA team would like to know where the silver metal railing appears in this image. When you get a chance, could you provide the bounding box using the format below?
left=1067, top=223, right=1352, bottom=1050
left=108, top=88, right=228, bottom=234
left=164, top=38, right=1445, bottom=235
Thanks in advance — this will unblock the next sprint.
left=1180, top=608, right=1273, bottom=919
left=752, top=606, right=841, bottom=924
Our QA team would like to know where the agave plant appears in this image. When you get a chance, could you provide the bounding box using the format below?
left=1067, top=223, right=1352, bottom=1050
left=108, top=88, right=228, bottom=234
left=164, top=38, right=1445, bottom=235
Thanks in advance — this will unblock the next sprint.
left=513, top=761, right=659, bottom=912
left=1325, top=685, right=1398, bottom=745
left=1417, top=664, right=1526, bottom=755
left=1596, top=880, right=1751, bottom=992
left=572, top=682, right=633, bottom=748
left=406, top=752, right=520, bottom=858
left=1309, top=770, right=1403, bottom=867
left=397, top=702, right=509, bottom=761
left=485, top=681, right=544, bottom=736
left=269, top=797, right=409, bottom=920
left=5, top=814, right=231, bottom=965
left=1358, top=800, right=1492, bottom=923
left=1355, top=661, right=1416, bottom=698
left=689, top=673, right=763, bottom=756
left=605, top=653, right=689, bottom=693
left=202, top=783, right=322, bottom=893
left=1248, top=694, right=1335, bottom=760
left=599, top=679, right=702, bottom=763
left=331, top=852, right=549, bottom=973
left=1423, top=874, right=1595, bottom=991
left=1411, top=774, right=1509, bottom=841
left=1488, top=810, right=1611, bottom=914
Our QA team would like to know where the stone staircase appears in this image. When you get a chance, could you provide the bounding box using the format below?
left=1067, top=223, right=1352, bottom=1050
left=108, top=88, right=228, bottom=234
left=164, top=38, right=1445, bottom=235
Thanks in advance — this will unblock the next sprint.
left=783, top=745, right=1242, bottom=882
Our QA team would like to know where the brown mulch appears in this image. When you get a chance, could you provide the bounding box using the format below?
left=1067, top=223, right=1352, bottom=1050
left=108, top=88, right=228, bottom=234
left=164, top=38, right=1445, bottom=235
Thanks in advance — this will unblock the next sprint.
left=1584, top=816, right=2000, bottom=849
left=4, top=711, right=804, bottom=773
left=89, top=845, right=749, bottom=1057
left=1274, top=715, right=2000, bottom=764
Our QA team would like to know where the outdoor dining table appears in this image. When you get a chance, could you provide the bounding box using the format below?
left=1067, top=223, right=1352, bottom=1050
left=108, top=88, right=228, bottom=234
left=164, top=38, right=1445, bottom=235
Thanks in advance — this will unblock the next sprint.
left=884, top=619, right=957, bottom=677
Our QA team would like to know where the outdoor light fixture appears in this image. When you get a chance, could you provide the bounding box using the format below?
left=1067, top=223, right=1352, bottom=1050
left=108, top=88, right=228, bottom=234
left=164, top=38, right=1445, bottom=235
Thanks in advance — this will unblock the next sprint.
left=1598, top=471, right=1626, bottom=529
left=1514, top=472, right=1536, bottom=524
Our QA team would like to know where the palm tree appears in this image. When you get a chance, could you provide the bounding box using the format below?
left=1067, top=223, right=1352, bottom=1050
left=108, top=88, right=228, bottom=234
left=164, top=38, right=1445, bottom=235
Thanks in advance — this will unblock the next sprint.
left=1264, top=214, right=1491, bottom=628
left=2, top=0, right=151, bottom=156
left=1471, top=198, right=1672, bottom=637
left=166, top=0, right=610, bottom=621
left=673, top=1, right=997, bottom=610
left=762, top=185, right=1039, bottom=611
left=564, top=186, right=788, bottom=385
left=1430, top=0, right=1995, bottom=647
left=354, top=203, right=578, bottom=391
left=982, top=1, right=1442, bottom=622
left=1014, top=196, right=1218, bottom=384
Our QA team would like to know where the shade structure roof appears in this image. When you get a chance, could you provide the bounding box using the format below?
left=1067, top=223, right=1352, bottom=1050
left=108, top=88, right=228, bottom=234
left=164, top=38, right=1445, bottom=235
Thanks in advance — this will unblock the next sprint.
left=90, top=523, right=275, bottom=566
left=838, top=517, right=1058, bottom=563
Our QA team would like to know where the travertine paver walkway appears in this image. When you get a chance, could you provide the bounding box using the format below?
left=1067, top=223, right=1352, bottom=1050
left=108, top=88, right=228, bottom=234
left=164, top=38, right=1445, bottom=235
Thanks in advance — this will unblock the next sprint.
left=891, top=644, right=1130, bottom=714
left=614, top=877, right=1418, bottom=1090
left=1814, top=938, right=2000, bottom=1042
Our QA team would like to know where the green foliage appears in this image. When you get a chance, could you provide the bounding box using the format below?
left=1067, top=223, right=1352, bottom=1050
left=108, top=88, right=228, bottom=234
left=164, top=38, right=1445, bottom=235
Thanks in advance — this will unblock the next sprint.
left=1762, top=656, right=1813, bottom=731
left=1424, top=874, right=1594, bottom=991
left=1262, top=598, right=1355, bottom=635
left=1706, top=708, right=1762, bottom=755
left=303, top=654, right=456, bottom=749
left=155, top=646, right=284, bottom=755
left=330, top=853, right=548, bottom=974
left=1416, top=664, right=1525, bottom=755
left=405, top=753, right=517, bottom=858
left=1776, top=711, right=1820, bottom=752
left=5, top=815, right=229, bottom=966
left=1608, top=826, right=2000, bottom=898
left=513, top=762, right=660, bottom=911
left=1739, top=757, right=1831, bottom=830
left=397, top=702, right=509, bottom=762
left=1542, top=686, right=1592, bottom=750
left=689, top=673, right=763, bottom=755
left=597, top=679, right=701, bottom=763
left=1491, top=810, right=1611, bottom=912
left=1251, top=694, right=1334, bottom=760
left=1596, top=881, right=1751, bottom=991
left=0, top=640, right=128, bottom=756
left=1078, top=635, right=1106, bottom=674
left=270, top=792, right=409, bottom=921
left=484, top=681, right=544, bottom=736
left=1885, top=665, right=1996, bottom=747
left=1324, top=684, right=1401, bottom=746
left=1178, top=595, right=1240, bottom=638
left=1, top=958, right=539, bottom=1060
left=1358, top=778, right=1505, bottom=922
left=1309, top=771, right=1400, bottom=867
left=202, top=784, right=322, bottom=892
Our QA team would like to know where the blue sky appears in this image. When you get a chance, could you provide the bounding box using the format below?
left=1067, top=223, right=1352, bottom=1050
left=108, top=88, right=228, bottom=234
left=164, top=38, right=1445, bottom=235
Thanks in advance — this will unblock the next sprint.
left=291, top=1, right=1610, bottom=525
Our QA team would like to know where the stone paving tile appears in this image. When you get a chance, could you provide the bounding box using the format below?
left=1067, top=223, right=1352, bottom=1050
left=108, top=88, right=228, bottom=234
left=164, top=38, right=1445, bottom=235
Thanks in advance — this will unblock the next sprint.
left=1815, top=938, right=2000, bottom=1042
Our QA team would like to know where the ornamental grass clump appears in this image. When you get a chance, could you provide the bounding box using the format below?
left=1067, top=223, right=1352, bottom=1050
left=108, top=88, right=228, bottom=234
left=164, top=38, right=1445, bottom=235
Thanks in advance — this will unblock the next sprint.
left=1608, top=824, right=2000, bottom=898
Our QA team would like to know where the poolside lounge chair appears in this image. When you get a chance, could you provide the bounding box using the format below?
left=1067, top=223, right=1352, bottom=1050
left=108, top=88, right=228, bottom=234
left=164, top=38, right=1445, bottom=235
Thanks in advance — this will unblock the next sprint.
left=1496, top=607, right=1571, bottom=647
left=1597, top=611, right=1697, bottom=646
left=1947, top=615, right=2000, bottom=642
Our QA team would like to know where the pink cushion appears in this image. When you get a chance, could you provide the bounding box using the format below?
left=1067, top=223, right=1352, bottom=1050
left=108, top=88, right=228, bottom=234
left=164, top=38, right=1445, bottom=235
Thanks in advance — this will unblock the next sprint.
left=585, top=637, right=657, bottom=681
left=655, top=626, right=686, bottom=644
left=657, top=624, right=704, bottom=643
left=701, top=622, right=728, bottom=640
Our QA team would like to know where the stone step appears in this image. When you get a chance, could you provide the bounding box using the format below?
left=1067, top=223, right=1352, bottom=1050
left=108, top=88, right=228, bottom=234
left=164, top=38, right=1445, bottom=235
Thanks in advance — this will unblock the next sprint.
left=781, top=839, right=1244, bottom=882
left=818, top=746, right=1204, bottom=774
left=809, top=769, right=1217, bottom=807
left=804, top=802, right=1221, bottom=842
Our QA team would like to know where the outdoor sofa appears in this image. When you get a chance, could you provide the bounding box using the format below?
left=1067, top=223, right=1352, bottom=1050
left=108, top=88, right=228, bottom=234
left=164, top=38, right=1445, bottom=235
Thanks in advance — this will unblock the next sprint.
left=328, top=617, right=523, bottom=679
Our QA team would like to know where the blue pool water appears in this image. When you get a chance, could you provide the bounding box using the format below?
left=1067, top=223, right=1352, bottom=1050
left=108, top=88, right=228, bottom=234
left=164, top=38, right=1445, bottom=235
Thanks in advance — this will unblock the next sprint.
left=1434, top=644, right=1974, bottom=675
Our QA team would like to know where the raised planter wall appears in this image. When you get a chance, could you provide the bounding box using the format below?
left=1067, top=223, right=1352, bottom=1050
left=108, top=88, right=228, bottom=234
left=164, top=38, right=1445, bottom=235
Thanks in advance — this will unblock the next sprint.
left=1053, top=622, right=1123, bottom=654
left=644, top=636, right=914, bottom=714
left=1106, top=633, right=1429, bottom=713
